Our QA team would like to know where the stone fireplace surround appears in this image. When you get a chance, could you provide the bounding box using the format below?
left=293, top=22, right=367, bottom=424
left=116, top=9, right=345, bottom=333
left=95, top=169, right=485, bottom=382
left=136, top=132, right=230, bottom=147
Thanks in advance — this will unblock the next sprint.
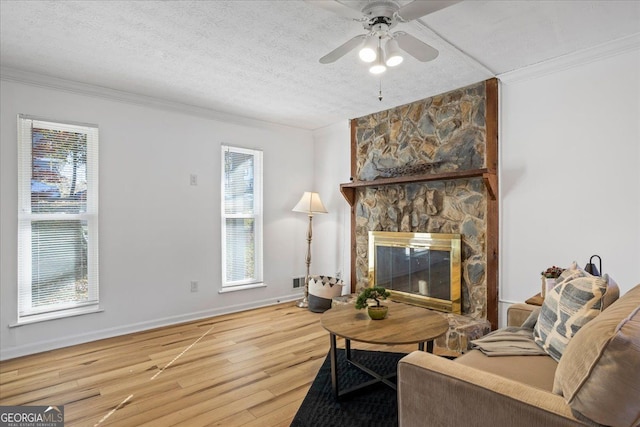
left=340, top=79, right=499, bottom=354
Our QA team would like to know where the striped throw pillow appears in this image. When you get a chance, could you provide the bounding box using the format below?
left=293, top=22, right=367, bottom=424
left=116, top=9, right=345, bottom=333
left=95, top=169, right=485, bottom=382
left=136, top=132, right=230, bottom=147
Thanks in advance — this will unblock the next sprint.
left=534, top=274, right=608, bottom=362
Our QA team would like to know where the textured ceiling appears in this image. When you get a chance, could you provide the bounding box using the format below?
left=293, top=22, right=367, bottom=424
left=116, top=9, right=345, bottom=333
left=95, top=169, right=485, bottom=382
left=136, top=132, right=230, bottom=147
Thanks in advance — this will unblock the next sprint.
left=1, top=1, right=639, bottom=130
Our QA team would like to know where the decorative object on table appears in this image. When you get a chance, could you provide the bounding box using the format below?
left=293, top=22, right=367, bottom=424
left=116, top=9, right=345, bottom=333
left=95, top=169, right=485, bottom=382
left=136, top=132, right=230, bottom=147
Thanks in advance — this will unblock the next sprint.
left=307, top=275, right=345, bottom=313
left=355, top=286, right=391, bottom=320
left=540, top=265, right=565, bottom=297
left=584, top=254, right=602, bottom=276
left=292, top=191, right=328, bottom=308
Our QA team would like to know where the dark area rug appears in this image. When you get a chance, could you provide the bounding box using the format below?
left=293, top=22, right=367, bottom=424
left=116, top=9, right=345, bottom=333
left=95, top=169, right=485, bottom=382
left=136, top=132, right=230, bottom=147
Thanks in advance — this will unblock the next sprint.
left=291, top=349, right=407, bottom=427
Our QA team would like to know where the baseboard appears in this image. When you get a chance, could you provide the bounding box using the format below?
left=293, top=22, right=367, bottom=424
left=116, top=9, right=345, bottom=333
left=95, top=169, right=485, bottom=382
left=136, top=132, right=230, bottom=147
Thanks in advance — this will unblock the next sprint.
left=0, top=294, right=301, bottom=361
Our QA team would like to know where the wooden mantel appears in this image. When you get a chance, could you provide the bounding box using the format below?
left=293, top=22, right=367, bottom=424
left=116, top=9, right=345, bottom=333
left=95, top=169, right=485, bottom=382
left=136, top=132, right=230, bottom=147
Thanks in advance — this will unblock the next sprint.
left=340, top=168, right=497, bottom=206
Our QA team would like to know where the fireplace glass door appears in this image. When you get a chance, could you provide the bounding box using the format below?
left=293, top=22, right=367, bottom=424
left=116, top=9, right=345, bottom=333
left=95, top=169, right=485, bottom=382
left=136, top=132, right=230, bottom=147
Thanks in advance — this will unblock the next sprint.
left=375, top=246, right=451, bottom=301
left=368, top=231, right=461, bottom=313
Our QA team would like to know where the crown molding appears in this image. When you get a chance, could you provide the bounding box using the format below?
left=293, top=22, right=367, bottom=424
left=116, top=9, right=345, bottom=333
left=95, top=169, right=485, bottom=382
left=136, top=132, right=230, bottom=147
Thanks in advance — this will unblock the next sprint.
left=498, top=33, right=640, bottom=84
left=0, top=67, right=310, bottom=133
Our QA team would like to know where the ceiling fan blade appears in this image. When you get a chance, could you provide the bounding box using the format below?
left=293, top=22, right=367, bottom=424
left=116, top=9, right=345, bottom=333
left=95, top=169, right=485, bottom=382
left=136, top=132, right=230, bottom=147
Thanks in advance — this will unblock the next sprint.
left=397, top=0, right=462, bottom=22
left=395, top=32, right=438, bottom=62
left=319, top=34, right=365, bottom=64
left=305, top=0, right=364, bottom=20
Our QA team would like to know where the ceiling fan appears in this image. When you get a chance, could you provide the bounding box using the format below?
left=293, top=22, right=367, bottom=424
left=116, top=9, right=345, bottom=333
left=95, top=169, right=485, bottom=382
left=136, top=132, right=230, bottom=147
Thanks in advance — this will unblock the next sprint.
left=307, top=0, right=461, bottom=74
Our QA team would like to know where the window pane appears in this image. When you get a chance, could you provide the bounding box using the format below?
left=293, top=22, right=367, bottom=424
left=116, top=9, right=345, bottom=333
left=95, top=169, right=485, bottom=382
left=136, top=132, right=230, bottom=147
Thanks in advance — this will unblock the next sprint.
left=224, top=151, right=254, bottom=214
left=31, top=220, right=88, bottom=307
left=31, top=128, right=87, bottom=214
left=225, top=218, right=255, bottom=282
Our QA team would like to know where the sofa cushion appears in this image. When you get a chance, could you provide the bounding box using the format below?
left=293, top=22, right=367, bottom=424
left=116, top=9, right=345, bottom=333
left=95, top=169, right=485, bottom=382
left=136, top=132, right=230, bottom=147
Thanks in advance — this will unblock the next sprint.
left=553, top=283, right=640, bottom=427
left=534, top=274, right=608, bottom=362
left=455, top=349, right=558, bottom=392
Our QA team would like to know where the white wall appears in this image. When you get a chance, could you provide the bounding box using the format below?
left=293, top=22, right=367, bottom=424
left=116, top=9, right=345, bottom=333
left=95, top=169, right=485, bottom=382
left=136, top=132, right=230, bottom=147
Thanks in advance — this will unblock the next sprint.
left=0, top=77, right=314, bottom=360
left=311, top=121, right=352, bottom=288
left=499, top=45, right=640, bottom=324
left=313, top=44, right=640, bottom=327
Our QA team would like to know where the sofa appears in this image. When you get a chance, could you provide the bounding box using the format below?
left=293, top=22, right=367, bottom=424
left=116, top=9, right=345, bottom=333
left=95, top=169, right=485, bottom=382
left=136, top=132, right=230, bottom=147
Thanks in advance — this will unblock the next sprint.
left=397, top=282, right=640, bottom=427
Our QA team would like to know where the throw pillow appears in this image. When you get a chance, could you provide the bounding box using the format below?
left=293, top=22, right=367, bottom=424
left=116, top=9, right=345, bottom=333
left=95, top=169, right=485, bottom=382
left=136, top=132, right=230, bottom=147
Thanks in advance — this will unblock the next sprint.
left=521, top=307, right=541, bottom=329
left=555, top=262, right=619, bottom=310
left=553, top=284, right=640, bottom=427
left=534, top=274, right=608, bottom=362
left=553, top=261, right=587, bottom=287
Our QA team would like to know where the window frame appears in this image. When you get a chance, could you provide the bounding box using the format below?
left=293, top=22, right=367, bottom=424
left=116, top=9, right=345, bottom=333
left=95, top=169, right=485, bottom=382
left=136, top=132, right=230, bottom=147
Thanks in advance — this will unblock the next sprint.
left=16, top=114, right=100, bottom=324
left=220, top=144, right=264, bottom=291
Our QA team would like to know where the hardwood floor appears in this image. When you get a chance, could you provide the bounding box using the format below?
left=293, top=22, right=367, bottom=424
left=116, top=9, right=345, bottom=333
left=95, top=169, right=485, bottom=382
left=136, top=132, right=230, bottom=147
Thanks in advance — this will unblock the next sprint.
left=0, top=302, right=417, bottom=426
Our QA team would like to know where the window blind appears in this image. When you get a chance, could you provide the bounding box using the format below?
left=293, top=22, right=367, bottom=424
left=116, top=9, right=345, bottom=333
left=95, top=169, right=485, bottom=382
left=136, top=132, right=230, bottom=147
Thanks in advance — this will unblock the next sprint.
left=17, top=115, right=99, bottom=320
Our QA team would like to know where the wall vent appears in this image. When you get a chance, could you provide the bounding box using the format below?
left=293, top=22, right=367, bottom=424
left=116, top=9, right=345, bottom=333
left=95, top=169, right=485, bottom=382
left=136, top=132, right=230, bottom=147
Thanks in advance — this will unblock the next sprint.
left=292, top=276, right=306, bottom=289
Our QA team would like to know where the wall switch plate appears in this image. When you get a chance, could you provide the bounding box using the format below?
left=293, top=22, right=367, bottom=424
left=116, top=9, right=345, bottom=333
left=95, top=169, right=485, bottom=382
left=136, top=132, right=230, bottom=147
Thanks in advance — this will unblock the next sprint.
left=190, top=281, right=198, bottom=292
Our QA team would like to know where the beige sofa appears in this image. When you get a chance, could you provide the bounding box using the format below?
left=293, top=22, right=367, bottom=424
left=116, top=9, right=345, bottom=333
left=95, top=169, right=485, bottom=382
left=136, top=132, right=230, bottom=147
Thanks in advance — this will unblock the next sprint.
left=397, top=283, right=640, bottom=427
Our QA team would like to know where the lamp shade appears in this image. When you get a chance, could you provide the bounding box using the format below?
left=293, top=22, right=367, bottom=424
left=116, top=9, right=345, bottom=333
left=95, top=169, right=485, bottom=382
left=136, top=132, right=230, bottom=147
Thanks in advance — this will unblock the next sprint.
left=292, top=192, right=328, bottom=215
left=359, top=36, right=377, bottom=63
left=385, top=38, right=403, bottom=67
left=369, top=46, right=387, bottom=74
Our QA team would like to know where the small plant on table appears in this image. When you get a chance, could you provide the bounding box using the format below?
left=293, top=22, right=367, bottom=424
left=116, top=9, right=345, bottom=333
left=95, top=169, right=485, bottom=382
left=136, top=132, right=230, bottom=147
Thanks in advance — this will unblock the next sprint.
left=355, top=286, right=391, bottom=320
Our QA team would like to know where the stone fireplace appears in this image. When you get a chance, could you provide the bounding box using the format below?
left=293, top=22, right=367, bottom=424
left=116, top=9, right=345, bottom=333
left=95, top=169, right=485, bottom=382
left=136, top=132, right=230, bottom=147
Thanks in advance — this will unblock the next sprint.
left=340, top=79, right=499, bottom=354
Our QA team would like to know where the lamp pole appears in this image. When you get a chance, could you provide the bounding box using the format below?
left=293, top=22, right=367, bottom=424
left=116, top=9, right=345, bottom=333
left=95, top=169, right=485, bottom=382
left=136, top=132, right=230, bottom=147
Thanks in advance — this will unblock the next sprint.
left=292, top=191, right=327, bottom=309
left=297, top=214, right=314, bottom=308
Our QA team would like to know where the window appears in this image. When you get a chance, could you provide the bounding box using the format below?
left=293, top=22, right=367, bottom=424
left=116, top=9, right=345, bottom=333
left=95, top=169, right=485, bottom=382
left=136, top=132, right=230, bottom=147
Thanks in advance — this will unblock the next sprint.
left=17, top=115, right=99, bottom=323
left=221, top=145, right=263, bottom=290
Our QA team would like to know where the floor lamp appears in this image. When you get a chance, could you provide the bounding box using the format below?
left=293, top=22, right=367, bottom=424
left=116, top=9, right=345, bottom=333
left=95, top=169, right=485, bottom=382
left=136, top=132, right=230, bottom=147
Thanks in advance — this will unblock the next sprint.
left=292, top=191, right=328, bottom=308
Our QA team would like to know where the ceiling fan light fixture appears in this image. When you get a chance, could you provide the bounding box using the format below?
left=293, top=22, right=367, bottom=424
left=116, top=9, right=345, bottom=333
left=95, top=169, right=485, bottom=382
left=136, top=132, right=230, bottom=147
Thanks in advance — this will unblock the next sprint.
left=358, top=36, right=377, bottom=63
left=385, top=38, right=403, bottom=67
left=369, top=46, right=386, bottom=74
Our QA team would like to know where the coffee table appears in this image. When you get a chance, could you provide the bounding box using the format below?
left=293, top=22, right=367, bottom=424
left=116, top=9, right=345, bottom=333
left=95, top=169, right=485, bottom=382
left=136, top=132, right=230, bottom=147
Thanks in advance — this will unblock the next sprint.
left=320, top=301, right=449, bottom=399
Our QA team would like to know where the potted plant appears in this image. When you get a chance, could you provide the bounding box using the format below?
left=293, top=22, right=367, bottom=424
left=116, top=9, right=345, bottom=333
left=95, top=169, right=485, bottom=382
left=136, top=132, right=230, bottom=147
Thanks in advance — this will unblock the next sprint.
left=540, top=265, right=565, bottom=297
left=355, top=286, right=391, bottom=320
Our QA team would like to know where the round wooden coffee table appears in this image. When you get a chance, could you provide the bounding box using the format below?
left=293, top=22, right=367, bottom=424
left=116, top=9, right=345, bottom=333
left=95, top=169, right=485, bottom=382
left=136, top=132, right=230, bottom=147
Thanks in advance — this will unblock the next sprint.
left=321, top=301, right=449, bottom=399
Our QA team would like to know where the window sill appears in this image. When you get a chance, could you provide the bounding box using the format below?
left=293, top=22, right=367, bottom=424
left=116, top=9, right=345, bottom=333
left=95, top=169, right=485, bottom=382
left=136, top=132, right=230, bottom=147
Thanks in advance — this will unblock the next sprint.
left=10, top=306, right=104, bottom=327
left=218, top=283, right=266, bottom=294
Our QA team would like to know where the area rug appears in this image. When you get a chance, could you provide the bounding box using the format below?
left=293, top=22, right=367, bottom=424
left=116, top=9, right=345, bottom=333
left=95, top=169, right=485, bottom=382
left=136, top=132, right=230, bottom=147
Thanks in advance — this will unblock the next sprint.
left=291, top=349, right=407, bottom=427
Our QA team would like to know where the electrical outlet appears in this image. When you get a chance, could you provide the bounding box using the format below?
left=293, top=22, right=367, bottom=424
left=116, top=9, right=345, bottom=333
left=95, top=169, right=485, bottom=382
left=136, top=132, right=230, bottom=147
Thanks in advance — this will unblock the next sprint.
left=190, top=281, right=198, bottom=292
left=190, top=174, right=198, bottom=186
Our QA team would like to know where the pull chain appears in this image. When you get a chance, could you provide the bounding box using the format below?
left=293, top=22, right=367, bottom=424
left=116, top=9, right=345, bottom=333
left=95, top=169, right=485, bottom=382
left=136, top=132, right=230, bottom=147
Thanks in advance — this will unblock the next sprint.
left=378, top=77, right=383, bottom=102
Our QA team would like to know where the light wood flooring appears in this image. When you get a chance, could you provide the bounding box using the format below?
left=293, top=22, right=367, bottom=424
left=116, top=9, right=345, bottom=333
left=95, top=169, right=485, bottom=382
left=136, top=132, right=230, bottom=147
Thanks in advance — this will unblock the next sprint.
left=0, top=302, right=417, bottom=426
